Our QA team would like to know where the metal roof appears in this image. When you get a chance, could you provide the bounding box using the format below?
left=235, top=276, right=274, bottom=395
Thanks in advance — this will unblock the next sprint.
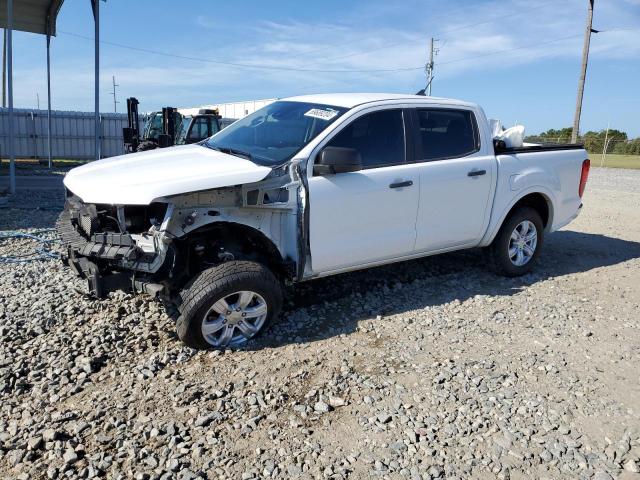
left=0, top=0, right=65, bottom=36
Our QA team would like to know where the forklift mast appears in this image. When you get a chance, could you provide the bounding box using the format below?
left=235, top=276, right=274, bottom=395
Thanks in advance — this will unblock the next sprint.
left=122, top=97, right=141, bottom=153
left=158, top=107, right=177, bottom=148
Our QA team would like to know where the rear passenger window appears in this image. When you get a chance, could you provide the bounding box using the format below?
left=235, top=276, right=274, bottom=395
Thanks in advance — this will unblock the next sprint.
left=415, top=109, right=479, bottom=161
left=326, top=109, right=405, bottom=169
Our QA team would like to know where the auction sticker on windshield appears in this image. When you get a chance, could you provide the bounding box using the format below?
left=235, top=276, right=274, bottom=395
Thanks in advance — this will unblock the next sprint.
left=304, top=108, right=339, bottom=121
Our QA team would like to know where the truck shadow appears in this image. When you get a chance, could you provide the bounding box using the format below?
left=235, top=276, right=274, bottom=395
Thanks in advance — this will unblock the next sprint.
left=251, top=230, right=640, bottom=350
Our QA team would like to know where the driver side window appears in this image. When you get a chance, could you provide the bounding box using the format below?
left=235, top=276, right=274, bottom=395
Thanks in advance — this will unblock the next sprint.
left=325, top=109, right=406, bottom=169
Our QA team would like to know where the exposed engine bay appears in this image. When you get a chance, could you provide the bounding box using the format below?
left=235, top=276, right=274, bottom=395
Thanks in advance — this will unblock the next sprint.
left=57, top=164, right=305, bottom=299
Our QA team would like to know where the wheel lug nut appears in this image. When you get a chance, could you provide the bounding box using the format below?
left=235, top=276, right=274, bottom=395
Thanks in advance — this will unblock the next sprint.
left=241, top=313, right=247, bottom=317
left=236, top=308, right=241, bottom=312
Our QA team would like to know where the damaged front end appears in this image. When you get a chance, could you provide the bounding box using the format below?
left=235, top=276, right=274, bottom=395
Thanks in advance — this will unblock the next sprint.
left=57, top=196, right=175, bottom=298
left=57, top=161, right=304, bottom=300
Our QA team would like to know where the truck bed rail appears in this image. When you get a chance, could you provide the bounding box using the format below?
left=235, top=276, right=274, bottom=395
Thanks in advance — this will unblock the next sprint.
left=495, top=142, right=585, bottom=155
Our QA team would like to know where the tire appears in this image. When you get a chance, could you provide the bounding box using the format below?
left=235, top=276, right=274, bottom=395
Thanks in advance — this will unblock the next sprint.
left=176, top=261, right=282, bottom=350
left=488, top=206, right=544, bottom=277
left=136, top=140, right=158, bottom=152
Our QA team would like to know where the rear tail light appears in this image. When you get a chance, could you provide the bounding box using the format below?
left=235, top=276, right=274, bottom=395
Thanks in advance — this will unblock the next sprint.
left=579, top=159, right=590, bottom=198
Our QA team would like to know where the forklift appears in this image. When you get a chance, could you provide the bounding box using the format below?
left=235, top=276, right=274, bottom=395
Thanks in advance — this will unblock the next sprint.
left=122, top=98, right=221, bottom=153
left=175, top=108, right=222, bottom=146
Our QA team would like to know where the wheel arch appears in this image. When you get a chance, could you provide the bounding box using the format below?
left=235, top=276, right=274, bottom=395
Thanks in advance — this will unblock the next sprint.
left=179, top=220, right=290, bottom=280
left=482, top=188, right=555, bottom=246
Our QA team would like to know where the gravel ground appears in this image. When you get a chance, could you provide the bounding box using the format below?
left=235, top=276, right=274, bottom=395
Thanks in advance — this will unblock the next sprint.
left=1, top=167, right=639, bottom=480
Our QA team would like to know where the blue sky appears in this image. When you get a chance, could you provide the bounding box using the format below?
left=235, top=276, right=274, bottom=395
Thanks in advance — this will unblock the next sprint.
left=7, top=0, right=640, bottom=136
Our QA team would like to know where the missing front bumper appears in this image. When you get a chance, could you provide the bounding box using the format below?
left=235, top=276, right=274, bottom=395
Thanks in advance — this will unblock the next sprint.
left=57, top=206, right=166, bottom=299
left=64, top=250, right=165, bottom=298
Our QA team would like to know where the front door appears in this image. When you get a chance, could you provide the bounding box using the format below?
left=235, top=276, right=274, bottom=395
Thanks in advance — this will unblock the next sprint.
left=307, top=108, right=420, bottom=273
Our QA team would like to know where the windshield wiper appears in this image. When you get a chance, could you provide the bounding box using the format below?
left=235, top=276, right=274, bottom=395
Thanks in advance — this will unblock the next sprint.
left=207, top=143, right=253, bottom=161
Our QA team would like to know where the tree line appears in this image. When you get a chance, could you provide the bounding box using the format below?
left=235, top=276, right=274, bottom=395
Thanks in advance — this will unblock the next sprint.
left=525, top=127, right=640, bottom=155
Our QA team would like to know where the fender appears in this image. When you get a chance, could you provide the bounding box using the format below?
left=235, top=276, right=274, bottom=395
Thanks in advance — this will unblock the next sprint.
left=479, top=184, right=556, bottom=247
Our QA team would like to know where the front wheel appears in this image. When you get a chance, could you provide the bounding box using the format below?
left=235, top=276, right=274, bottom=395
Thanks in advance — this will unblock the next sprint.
left=176, top=261, right=283, bottom=350
left=488, top=206, right=544, bottom=277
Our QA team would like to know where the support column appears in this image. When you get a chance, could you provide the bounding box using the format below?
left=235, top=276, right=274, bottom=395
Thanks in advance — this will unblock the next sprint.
left=7, top=0, right=15, bottom=194
left=92, top=0, right=100, bottom=160
left=46, top=34, right=52, bottom=168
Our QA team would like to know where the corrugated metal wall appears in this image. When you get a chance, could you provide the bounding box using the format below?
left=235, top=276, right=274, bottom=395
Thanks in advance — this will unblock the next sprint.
left=0, top=108, right=145, bottom=160
left=179, top=99, right=277, bottom=118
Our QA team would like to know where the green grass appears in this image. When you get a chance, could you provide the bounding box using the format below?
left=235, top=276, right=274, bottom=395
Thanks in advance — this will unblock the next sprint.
left=589, top=153, right=640, bottom=170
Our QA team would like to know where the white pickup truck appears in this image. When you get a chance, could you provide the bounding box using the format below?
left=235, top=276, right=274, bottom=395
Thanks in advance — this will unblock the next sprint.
left=58, top=93, right=591, bottom=349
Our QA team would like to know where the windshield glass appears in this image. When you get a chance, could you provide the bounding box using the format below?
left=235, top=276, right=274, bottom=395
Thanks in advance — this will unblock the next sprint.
left=204, top=101, right=348, bottom=166
left=144, top=113, right=163, bottom=141
left=143, top=112, right=182, bottom=141
left=175, top=116, right=192, bottom=145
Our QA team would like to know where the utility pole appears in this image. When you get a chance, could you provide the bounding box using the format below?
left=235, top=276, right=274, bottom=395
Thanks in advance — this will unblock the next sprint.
left=425, top=38, right=436, bottom=96
left=91, top=0, right=101, bottom=160
left=425, top=37, right=438, bottom=96
left=571, top=0, right=597, bottom=143
left=36, top=93, right=40, bottom=109
left=110, top=75, right=119, bottom=112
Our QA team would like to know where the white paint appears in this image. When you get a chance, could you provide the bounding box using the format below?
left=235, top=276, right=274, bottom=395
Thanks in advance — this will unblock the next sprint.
left=300, top=95, right=586, bottom=276
left=308, top=163, right=421, bottom=272
left=64, top=93, right=587, bottom=282
left=64, top=144, right=271, bottom=205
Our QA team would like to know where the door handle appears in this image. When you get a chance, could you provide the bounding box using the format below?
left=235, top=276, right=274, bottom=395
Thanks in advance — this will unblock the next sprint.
left=467, top=169, right=486, bottom=177
left=389, top=180, right=413, bottom=189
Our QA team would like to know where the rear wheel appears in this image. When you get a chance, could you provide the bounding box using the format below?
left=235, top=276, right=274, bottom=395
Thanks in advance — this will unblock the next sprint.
left=488, top=207, right=544, bottom=277
left=176, top=261, right=282, bottom=349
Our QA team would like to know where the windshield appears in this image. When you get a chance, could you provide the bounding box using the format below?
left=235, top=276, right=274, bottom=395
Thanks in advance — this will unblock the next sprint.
left=175, top=116, right=192, bottom=145
left=143, top=113, right=163, bottom=141
left=204, top=101, right=348, bottom=166
left=143, top=112, right=182, bottom=141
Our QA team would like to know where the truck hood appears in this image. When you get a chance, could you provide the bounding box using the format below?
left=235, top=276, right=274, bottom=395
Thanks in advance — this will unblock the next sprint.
left=63, top=145, right=272, bottom=205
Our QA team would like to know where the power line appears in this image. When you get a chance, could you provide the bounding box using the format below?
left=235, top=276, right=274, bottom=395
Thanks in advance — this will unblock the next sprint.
left=58, top=30, right=593, bottom=75
left=436, top=33, right=583, bottom=67
left=57, top=30, right=421, bottom=74
left=280, top=1, right=506, bottom=61
left=55, top=1, right=578, bottom=75
left=438, top=0, right=563, bottom=35
left=303, top=0, right=566, bottom=64
left=55, top=14, right=630, bottom=78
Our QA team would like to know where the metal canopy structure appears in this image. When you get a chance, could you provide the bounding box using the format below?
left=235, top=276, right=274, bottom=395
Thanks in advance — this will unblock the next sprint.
left=0, top=0, right=64, bottom=35
left=1, top=0, right=102, bottom=195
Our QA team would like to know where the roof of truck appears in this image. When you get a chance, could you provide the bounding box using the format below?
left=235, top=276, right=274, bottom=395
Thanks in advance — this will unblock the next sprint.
left=284, top=93, right=477, bottom=109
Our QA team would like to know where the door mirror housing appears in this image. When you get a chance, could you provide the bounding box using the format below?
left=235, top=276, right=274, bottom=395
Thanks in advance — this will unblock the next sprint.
left=313, top=146, right=362, bottom=175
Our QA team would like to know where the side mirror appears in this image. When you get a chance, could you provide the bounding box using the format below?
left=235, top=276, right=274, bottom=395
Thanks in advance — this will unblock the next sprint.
left=313, top=146, right=362, bottom=175
left=493, top=138, right=507, bottom=153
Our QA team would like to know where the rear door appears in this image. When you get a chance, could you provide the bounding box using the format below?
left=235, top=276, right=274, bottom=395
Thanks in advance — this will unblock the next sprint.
left=411, top=107, right=495, bottom=252
left=307, top=107, right=421, bottom=273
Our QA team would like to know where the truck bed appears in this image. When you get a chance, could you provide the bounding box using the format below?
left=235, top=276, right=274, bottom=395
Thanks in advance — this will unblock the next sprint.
left=495, top=142, right=585, bottom=155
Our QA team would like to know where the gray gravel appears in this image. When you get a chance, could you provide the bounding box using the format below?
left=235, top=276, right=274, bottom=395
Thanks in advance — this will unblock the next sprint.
left=1, top=167, right=639, bottom=479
